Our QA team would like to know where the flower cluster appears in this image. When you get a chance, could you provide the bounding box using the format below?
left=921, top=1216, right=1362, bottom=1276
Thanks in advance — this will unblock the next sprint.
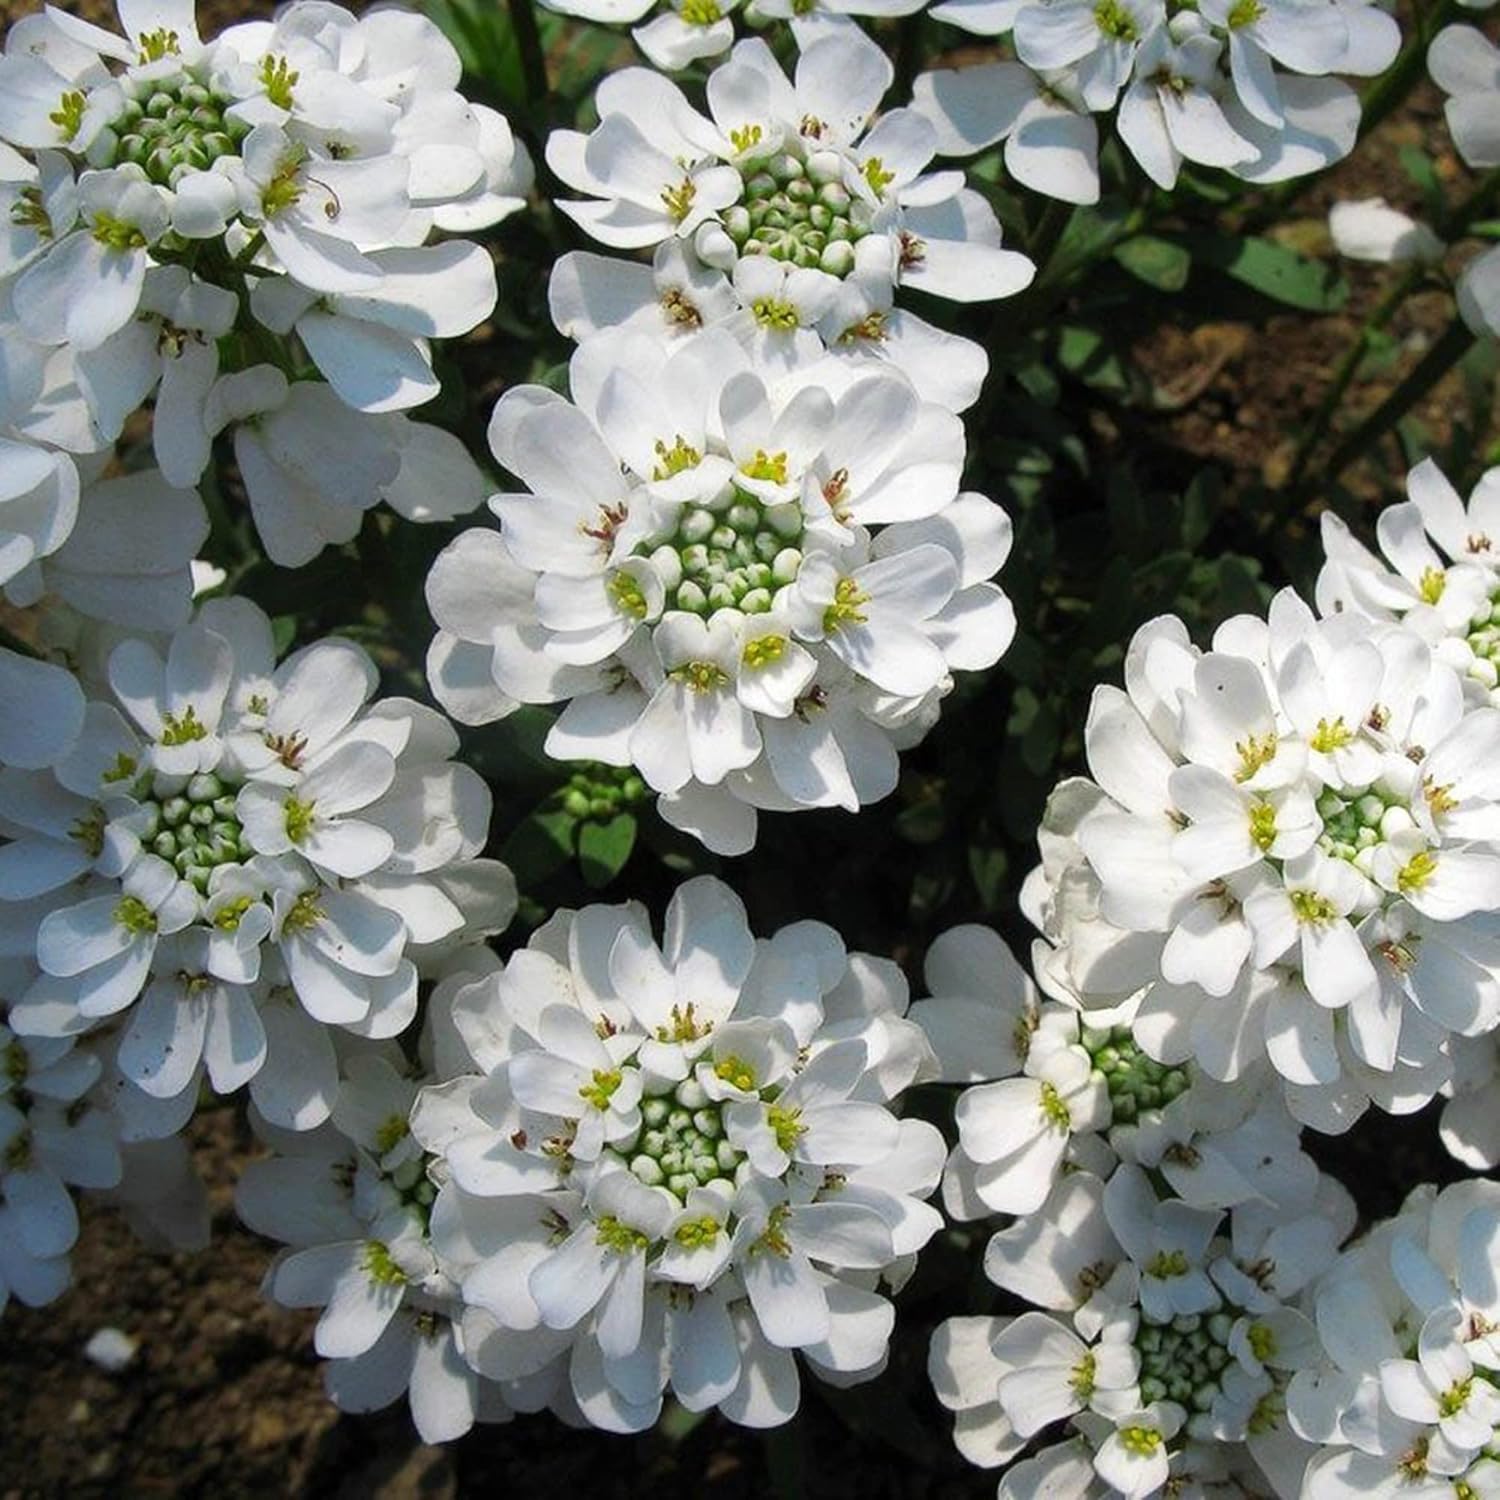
left=910, top=0, right=1397, bottom=205
left=545, top=28, right=1033, bottom=414
left=1019, top=459, right=1500, bottom=1137
left=0, top=0, right=531, bottom=571
left=243, top=877, right=945, bottom=1434
left=425, top=324, right=1014, bottom=853
left=1290, top=1178, right=1500, bottom=1500
left=0, top=600, right=514, bottom=1307
left=919, top=921, right=1358, bottom=1498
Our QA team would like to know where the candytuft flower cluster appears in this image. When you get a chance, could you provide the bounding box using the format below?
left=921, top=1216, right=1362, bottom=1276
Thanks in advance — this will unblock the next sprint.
left=0, top=603, right=514, bottom=1307
left=425, top=327, right=1015, bottom=853
left=0, top=0, right=530, bottom=573
left=240, top=877, right=945, bottom=1436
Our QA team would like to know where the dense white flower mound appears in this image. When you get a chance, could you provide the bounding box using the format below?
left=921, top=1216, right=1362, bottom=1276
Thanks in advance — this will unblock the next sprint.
left=0, top=0, right=531, bottom=565
left=238, top=1030, right=523, bottom=1445
left=919, top=923, right=1364, bottom=1499
left=1288, top=1180, right=1500, bottom=1500
left=910, top=0, right=1397, bottom=205
left=1318, top=460, right=1500, bottom=706
left=425, top=329, right=1016, bottom=854
left=544, top=28, right=1032, bottom=413
left=1017, top=464, right=1500, bottom=1137
left=0, top=600, right=515, bottom=1136
left=382, top=875, right=948, bottom=1431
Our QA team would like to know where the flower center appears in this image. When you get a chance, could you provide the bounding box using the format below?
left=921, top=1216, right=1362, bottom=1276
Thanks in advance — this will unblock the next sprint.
left=139, top=771, right=247, bottom=894
left=1081, top=1024, right=1191, bottom=1123
left=638, top=489, right=805, bottom=616
left=361, top=1239, right=408, bottom=1286
left=722, top=149, right=871, bottom=279
left=1093, top=0, right=1141, bottom=40
left=619, top=1078, right=745, bottom=1201
left=1135, top=1310, right=1235, bottom=1413
left=104, top=72, right=249, bottom=187
left=1465, top=589, right=1500, bottom=676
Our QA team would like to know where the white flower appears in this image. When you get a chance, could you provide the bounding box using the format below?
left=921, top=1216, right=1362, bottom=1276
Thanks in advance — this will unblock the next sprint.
left=247, top=242, right=497, bottom=415
left=632, top=0, right=739, bottom=72
left=1092, top=1402, right=1184, bottom=1497
left=1380, top=1305, right=1500, bottom=1454
left=923, top=0, right=1374, bottom=195
left=0, top=0, right=524, bottom=566
left=1105, top=1163, right=1222, bottom=1322
left=1459, top=244, right=1500, bottom=341
left=425, top=342, right=1013, bottom=850
left=1328, top=199, right=1446, bottom=265
left=953, top=1018, right=1111, bottom=1215
left=0, top=436, right=79, bottom=592
left=15, top=168, right=170, bottom=350
left=993, top=1311, right=1141, bottom=1436
left=913, top=62, right=1103, bottom=207
left=0, top=1023, right=118, bottom=1300
left=546, top=31, right=1032, bottom=328
left=1014, top=0, right=1164, bottom=111
left=1429, top=25, right=1500, bottom=171
left=1115, top=25, right=1257, bottom=191
left=240, top=1056, right=498, bottom=1444
left=1288, top=1179, right=1500, bottom=1500
left=1196, top=0, right=1348, bottom=129
left=409, top=876, right=941, bottom=1431
left=1, top=600, right=508, bottom=1125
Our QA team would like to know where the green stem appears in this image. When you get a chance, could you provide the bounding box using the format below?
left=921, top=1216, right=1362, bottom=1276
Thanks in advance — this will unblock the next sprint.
left=1321, top=317, right=1478, bottom=484
left=1440, top=165, right=1500, bottom=240
left=1026, top=195, right=1074, bottom=267
left=1353, top=0, right=1461, bottom=144
left=1283, top=165, right=1500, bottom=494
left=232, top=228, right=266, bottom=269
left=507, top=0, right=549, bottom=116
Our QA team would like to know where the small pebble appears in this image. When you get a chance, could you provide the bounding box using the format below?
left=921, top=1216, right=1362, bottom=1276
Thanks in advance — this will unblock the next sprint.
left=84, top=1327, right=138, bottom=1372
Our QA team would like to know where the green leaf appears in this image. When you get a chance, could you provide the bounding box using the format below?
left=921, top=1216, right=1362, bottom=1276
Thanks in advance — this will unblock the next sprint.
left=1113, top=235, right=1191, bottom=292
left=1181, top=469, right=1222, bottom=550
left=1057, top=325, right=1130, bottom=393
left=1398, top=145, right=1445, bottom=221
left=1054, top=202, right=1131, bottom=266
left=968, top=845, right=1009, bottom=912
left=1183, top=233, right=1348, bottom=311
left=577, top=812, right=637, bottom=888
left=501, top=808, right=576, bottom=888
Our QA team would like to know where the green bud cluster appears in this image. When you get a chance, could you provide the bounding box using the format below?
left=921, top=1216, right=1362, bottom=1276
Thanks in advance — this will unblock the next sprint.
left=1314, top=785, right=1416, bottom=869
left=559, top=763, right=648, bottom=822
left=639, top=485, right=805, bottom=616
left=618, top=1077, right=745, bottom=1201
left=101, top=73, right=249, bottom=187
left=1136, top=1311, right=1235, bottom=1411
left=722, top=149, right=871, bottom=277
left=1466, top=591, right=1500, bottom=682
left=1081, top=1024, right=1190, bottom=1123
left=383, top=1150, right=438, bottom=1230
left=138, top=771, right=246, bottom=893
